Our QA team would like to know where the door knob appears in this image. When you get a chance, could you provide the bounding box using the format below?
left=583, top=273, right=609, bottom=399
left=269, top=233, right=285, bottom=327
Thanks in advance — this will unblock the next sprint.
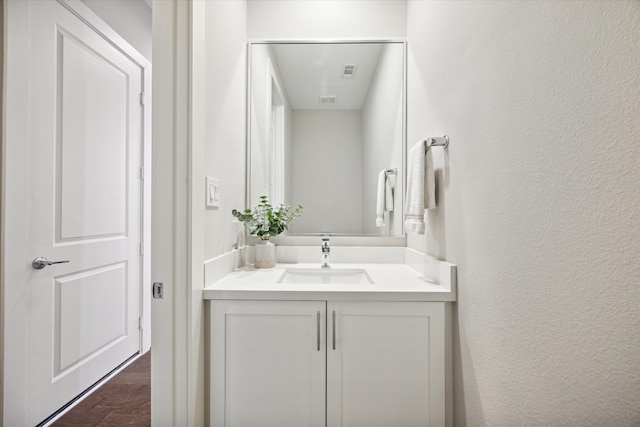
left=32, top=257, right=70, bottom=270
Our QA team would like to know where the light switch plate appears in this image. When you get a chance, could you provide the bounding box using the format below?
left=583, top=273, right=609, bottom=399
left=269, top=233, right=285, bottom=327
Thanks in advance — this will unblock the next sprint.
left=206, top=176, right=221, bottom=208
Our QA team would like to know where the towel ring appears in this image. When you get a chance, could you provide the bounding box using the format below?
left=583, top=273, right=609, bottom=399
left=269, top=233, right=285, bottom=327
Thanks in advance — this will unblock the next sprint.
left=426, top=135, right=449, bottom=149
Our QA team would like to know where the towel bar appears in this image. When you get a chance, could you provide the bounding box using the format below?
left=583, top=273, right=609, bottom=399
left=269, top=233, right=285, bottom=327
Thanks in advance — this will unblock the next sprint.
left=426, top=135, right=449, bottom=149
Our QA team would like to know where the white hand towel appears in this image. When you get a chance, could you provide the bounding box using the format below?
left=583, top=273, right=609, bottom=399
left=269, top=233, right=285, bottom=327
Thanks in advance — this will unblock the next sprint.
left=405, top=140, right=435, bottom=234
left=376, top=169, right=394, bottom=227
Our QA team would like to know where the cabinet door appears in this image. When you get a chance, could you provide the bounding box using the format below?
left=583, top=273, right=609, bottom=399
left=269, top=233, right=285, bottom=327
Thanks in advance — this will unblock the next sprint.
left=210, top=300, right=326, bottom=427
left=327, top=302, right=449, bottom=427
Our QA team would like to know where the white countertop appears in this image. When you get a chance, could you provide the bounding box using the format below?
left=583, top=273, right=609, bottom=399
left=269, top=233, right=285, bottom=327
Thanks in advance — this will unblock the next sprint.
left=203, top=262, right=456, bottom=302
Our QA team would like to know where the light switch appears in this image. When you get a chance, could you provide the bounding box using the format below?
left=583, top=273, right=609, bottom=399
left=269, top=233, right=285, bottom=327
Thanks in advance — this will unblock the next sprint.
left=206, top=177, right=221, bottom=208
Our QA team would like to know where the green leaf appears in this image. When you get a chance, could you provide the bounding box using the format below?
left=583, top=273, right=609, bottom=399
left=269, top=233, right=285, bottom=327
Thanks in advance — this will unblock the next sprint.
left=231, top=196, right=304, bottom=237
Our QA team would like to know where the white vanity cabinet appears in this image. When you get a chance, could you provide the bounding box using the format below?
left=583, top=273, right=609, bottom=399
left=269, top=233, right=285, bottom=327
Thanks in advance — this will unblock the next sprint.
left=327, top=301, right=450, bottom=427
left=209, top=299, right=451, bottom=427
left=210, top=300, right=327, bottom=427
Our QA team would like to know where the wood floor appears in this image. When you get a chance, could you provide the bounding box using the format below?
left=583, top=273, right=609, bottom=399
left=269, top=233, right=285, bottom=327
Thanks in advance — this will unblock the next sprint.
left=52, top=351, right=151, bottom=426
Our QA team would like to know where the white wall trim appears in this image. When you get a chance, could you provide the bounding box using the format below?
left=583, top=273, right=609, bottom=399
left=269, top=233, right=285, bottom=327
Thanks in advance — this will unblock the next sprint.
left=151, top=0, right=192, bottom=425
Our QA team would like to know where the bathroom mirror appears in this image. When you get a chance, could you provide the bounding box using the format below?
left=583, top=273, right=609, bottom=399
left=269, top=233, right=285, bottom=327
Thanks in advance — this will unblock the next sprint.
left=248, top=41, right=405, bottom=236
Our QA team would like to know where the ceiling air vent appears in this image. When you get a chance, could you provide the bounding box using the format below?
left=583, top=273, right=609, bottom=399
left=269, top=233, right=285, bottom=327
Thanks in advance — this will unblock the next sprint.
left=319, top=95, right=337, bottom=105
left=342, top=64, right=357, bottom=78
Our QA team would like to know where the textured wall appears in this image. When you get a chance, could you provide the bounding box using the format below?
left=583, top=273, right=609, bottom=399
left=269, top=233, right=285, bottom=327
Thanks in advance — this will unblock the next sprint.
left=407, top=1, right=640, bottom=425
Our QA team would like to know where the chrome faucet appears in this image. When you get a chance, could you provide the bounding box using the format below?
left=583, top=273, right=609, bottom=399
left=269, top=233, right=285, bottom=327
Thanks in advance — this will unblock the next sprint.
left=321, top=236, right=330, bottom=268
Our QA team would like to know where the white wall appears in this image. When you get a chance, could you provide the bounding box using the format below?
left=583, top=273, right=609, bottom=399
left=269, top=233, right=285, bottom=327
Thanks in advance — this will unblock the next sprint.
left=201, top=2, right=248, bottom=260
left=407, top=1, right=640, bottom=425
left=247, top=0, right=406, bottom=40
left=81, top=0, right=152, bottom=61
left=362, top=43, right=404, bottom=235
left=196, top=0, right=247, bottom=424
left=290, top=110, right=363, bottom=234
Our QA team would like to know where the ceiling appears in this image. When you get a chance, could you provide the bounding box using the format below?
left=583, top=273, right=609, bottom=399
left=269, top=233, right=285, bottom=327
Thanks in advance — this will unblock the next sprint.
left=271, top=43, right=383, bottom=110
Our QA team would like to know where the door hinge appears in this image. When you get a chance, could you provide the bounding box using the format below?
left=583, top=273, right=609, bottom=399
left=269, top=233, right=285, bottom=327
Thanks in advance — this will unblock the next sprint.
left=139, top=242, right=144, bottom=256
left=139, top=92, right=145, bottom=106
left=140, top=166, right=145, bottom=180
left=138, top=316, right=143, bottom=330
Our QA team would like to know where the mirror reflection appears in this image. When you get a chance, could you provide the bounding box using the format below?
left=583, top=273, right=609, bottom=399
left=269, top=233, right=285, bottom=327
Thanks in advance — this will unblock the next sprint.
left=249, top=42, right=405, bottom=236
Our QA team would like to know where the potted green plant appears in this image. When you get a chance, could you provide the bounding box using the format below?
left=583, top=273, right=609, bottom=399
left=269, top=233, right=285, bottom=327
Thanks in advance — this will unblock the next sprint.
left=232, top=196, right=303, bottom=268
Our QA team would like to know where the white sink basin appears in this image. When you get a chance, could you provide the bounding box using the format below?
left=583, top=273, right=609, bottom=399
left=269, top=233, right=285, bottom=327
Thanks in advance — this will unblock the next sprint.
left=277, top=268, right=374, bottom=285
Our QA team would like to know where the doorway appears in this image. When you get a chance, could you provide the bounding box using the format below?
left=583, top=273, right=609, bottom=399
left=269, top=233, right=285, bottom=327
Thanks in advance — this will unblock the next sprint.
left=1, top=1, right=152, bottom=424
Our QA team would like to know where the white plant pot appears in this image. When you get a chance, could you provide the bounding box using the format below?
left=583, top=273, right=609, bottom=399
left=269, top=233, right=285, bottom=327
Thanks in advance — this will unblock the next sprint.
left=254, top=240, right=275, bottom=268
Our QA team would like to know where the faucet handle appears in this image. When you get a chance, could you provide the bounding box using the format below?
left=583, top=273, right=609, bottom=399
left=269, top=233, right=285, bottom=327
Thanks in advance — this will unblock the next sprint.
left=321, top=236, right=330, bottom=254
left=321, top=235, right=330, bottom=268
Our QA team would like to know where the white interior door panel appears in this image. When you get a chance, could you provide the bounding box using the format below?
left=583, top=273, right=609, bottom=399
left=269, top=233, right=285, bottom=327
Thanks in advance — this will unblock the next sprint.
left=3, top=1, right=147, bottom=424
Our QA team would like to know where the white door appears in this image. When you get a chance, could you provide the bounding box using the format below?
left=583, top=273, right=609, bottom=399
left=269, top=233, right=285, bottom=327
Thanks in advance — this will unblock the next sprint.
left=210, top=300, right=327, bottom=427
left=327, top=301, right=448, bottom=427
left=3, top=1, right=145, bottom=424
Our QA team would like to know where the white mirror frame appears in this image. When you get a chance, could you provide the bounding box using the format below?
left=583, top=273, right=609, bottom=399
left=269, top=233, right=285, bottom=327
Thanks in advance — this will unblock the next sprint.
left=246, top=39, right=407, bottom=246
